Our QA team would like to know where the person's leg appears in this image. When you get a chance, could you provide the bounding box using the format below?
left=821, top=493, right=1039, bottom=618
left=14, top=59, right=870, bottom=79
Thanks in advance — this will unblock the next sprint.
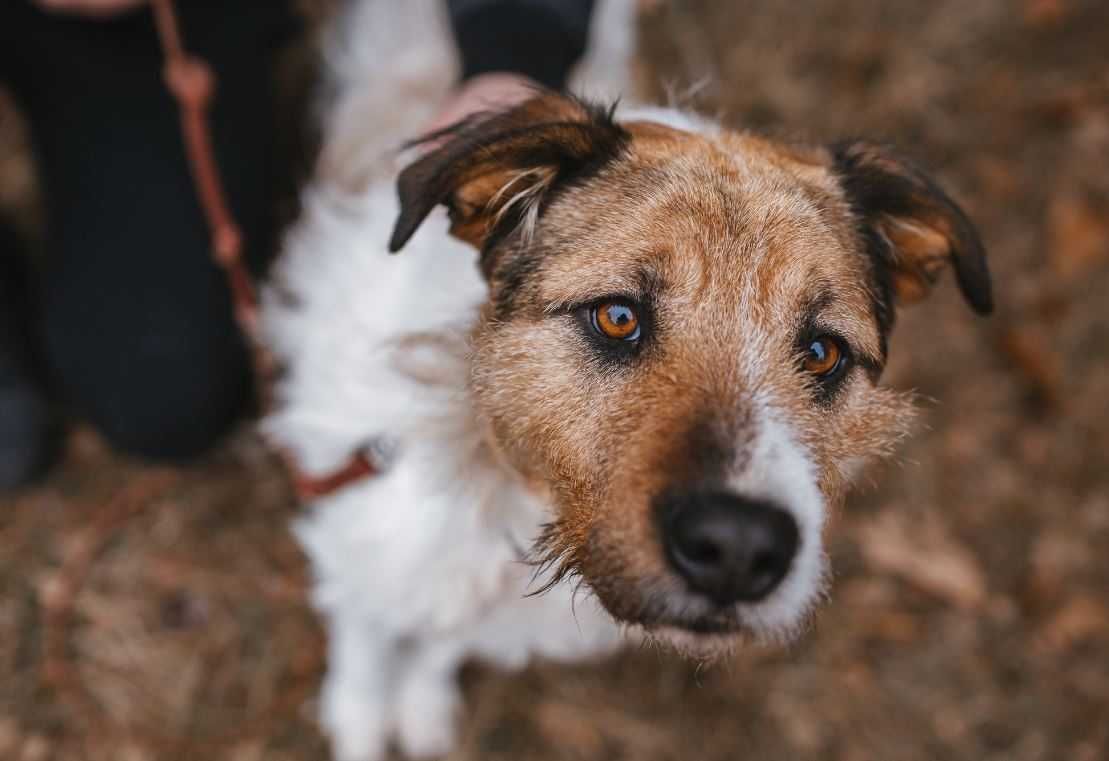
left=0, top=218, right=59, bottom=489
left=1, top=1, right=298, bottom=460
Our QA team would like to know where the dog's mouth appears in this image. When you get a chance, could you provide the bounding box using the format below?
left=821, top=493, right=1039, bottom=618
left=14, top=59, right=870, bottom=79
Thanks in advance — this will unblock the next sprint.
left=632, top=602, right=816, bottom=658
left=641, top=610, right=746, bottom=636
left=579, top=561, right=823, bottom=651
left=597, top=586, right=759, bottom=642
left=638, top=621, right=753, bottom=660
left=529, top=488, right=825, bottom=650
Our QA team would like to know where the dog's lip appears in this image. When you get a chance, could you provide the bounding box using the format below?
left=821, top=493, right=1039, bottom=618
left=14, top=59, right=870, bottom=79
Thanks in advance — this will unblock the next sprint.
left=638, top=612, right=747, bottom=636
left=641, top=622, right=751, bottom=658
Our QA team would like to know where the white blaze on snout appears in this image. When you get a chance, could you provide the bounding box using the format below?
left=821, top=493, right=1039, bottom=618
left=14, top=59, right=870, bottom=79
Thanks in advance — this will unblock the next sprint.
left=723, top=407, right=828, bottom=641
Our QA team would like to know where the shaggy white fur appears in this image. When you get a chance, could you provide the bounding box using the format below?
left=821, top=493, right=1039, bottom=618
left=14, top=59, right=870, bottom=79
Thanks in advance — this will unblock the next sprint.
left=263, top=2, right=635, bottom=759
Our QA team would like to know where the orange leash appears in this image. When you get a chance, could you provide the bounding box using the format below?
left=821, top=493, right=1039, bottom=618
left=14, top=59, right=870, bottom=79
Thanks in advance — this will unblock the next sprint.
left=151, top=0, right=254, bottom=336
left=150, top=0, right=375, bottom=498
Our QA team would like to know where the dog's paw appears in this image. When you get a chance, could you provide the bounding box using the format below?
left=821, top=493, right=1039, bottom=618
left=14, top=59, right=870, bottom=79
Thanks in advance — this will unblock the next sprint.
left=320, top=684, right=388, bottom=761
left=394, top=674, right=460, bottom=759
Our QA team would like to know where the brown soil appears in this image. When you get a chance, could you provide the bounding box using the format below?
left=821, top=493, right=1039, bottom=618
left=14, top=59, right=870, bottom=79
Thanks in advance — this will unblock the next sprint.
left=2, top=1, right=1108, bottom=759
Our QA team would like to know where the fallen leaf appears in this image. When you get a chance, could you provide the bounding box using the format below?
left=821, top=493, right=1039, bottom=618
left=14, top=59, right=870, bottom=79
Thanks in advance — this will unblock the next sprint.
left=871, top=611, right=921, bottom=643
left=973, top=155, right=1019, bottom=201
left=19, top=735, right=50, bottom=761
left=1023, top=0, right=1069, bottom=27
left=1048, top=194, right=1109, bottom=280
left=997, top=327, right=1063, bottom=410
left=0, top=719, right=19, bottom=758
left=857, top=511, right=987, bottom=610
left=1038, top=595, right=1109, bottom=652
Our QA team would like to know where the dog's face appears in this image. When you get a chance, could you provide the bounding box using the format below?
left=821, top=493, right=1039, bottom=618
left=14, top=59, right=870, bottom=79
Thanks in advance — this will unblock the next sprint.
left=391, top=94, right=991, bottom=651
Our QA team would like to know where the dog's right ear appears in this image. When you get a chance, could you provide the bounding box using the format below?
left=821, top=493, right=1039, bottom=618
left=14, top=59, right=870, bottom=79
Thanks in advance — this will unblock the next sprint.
left=388, top=92, right=629, bottom=255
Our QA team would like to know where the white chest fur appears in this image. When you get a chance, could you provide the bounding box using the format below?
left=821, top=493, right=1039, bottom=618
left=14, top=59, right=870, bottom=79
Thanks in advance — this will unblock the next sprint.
left=262, top=1, right=637, bottom=758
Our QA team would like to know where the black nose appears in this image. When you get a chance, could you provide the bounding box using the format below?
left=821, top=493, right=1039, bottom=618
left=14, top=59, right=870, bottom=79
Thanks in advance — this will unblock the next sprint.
left=660, top=490, right=799, bottom=606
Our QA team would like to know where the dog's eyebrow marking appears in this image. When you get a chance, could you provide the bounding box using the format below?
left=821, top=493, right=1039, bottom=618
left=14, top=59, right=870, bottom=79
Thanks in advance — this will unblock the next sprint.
left=798, top=287, right=885, bottom=380
left=541, top=264, right=665, bottom=314
left=800, top=288, right=836, bottom=324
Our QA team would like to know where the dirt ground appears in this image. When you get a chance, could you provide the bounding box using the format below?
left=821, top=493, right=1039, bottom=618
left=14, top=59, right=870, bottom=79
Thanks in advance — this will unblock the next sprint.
left=2, top=1, right=1108, bottom=759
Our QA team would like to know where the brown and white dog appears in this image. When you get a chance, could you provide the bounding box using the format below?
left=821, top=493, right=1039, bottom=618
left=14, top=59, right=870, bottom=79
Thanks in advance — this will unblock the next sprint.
left=262, top=1, right=990, bottom=759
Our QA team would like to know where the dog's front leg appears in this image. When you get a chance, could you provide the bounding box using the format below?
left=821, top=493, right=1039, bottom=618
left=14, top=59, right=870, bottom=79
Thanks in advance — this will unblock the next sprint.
left=319, top=614, right=393, bottom=761
left=392, top=639, right=464, bottom=760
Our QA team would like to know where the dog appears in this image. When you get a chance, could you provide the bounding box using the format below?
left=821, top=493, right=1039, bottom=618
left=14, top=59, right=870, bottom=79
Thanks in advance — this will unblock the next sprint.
left=262, top=1, right=991, bottom=759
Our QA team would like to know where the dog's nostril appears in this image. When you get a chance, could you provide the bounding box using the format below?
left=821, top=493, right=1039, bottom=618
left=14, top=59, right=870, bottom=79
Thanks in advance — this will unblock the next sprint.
left=661, top=490, right=799, bottom=606
left=746, top=547, right=787, bottom=600
left=686, top=538, right=722, bottom=565
left=750, top=551, right=777, bottom=578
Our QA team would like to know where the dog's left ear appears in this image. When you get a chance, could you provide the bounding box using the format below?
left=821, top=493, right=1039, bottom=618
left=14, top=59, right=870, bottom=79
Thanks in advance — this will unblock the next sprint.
left=831, top=141, right=992, bottom=315
left=389, top=93, right=629, bottom=257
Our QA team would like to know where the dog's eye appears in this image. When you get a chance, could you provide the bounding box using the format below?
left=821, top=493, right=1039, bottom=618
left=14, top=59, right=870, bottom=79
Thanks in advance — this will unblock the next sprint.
left=802, top=335, right=846, bottom=378
left=591, top=301, right=641, bottom=342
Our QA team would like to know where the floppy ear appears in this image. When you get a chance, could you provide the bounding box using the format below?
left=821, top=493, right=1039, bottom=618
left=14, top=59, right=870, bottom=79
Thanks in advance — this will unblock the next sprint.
left=831, top=141, right=992, bottom=315
left=388, top=92, right=629, bottom=259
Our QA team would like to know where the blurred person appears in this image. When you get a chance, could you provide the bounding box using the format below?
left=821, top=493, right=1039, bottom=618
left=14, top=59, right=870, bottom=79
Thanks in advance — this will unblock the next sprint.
left=0, top=0, right=300, bottom=488
left=0, top=0, right=596, bottom=491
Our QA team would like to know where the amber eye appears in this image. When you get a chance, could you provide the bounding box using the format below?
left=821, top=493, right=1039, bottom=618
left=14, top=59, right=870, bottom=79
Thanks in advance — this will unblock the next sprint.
left=802, top=336, right=845, bottom=377
left=591, top=301, right=641, bottom=341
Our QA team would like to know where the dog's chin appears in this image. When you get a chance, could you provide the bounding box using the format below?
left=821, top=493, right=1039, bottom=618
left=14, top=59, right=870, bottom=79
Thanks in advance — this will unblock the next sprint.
left=640, top=625, right=750, bottom=660
left=568, top=547, right=826, bottom=657
left=605, top=576, right=823, bottom=657
left=633, top=610, right=807, bottom=660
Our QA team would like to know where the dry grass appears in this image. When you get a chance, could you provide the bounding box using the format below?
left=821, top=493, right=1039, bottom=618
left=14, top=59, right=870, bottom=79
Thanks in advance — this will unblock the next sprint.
left=2, top=0, right=1108, bottom=759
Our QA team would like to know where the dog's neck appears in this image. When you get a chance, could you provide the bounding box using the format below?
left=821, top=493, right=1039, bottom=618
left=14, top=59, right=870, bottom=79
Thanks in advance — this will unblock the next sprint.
left=386, top=321, right=552, bottom=543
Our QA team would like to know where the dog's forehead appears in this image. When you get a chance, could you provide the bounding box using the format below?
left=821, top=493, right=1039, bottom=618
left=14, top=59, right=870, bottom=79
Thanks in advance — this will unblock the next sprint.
left=536, top=120, right=872, bottom=322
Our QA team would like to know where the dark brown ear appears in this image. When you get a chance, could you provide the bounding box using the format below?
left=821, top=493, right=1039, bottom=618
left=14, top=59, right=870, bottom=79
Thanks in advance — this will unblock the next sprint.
left=388, top=92, right=629, bottom=257
left=831, top=141, right=992, bottom=315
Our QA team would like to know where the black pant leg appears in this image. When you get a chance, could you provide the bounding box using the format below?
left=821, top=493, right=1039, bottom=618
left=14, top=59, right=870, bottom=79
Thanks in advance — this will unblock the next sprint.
left=0, top=216, right=58, bottom=488
left=1, top=0, right=298, bottom=460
